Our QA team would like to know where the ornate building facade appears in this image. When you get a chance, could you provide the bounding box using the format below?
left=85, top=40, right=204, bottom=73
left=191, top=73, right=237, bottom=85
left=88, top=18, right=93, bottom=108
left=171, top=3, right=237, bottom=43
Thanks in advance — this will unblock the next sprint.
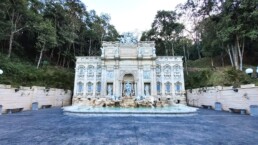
left=73, top=41, right=186, bottom=104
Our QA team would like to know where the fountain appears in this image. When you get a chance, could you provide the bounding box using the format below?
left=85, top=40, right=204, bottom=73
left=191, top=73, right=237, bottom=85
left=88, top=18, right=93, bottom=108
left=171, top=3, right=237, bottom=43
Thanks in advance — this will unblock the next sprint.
left=63, top=94, right=198, bottom=116
left=63, top=40, right=198, bottom=116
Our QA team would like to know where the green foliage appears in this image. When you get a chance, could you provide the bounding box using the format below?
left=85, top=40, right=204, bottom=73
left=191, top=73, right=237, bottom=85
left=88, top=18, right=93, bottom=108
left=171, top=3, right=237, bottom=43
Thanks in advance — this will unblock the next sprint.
left=0, top=54, right=74, bottom=89
left=185, top=69, right=212, bottom=89
left=0, top=0, right=119, bottom=68
left=140, top=10, right=185, bottom=56
left=223, top=68, right=252, bottom=87
left=187, top=57, right=212, bottom=68
left=185, top=66, right=257, bottom=89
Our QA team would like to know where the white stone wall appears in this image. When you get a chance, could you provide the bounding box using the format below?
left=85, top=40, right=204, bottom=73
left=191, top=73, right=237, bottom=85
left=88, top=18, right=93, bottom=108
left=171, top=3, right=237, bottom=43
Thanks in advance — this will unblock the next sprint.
left=186, top=84, right=258, bottom=114
left=0, top=84, right=72, bottom=113
left=73, top=41, right=186, bottom=104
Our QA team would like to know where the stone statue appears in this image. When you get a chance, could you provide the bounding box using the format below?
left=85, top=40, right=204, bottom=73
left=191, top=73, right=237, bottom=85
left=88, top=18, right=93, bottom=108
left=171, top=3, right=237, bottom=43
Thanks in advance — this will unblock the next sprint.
left=144, top=85, right=150, bottom=97
left=143, top=71, right=150, bottom=79
left=107, top=85, right=112, bottom=96
left=124, top=81, right=132, bottom=97
left=119, top=32, right=138, bottom=44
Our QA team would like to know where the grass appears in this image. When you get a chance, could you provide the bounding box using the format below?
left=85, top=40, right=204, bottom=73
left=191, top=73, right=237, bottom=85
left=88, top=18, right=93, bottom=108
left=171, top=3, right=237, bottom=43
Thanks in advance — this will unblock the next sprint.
left=0, top=54, right=74, bottom=90
left=185, top=59, right=258, bottom=89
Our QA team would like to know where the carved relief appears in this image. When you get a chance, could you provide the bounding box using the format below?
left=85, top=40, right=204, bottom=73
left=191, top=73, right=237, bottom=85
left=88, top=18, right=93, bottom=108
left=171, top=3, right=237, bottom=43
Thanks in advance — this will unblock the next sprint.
left=97, top=65, right=102, bottom=78
left=173, top=64, right=181, bottom=72
left=107, top=70, right=114, bottom=79
left=143, top=70, right=151, bottom=79
left=174, top=72, right=181, bottom=80
left=156, top=65, right=161, bottom=75
left=77, top=65, right=85, bottom=78
left=163, top=65, right=171, bottom=78
left=87, top=65, right=94, bottom=77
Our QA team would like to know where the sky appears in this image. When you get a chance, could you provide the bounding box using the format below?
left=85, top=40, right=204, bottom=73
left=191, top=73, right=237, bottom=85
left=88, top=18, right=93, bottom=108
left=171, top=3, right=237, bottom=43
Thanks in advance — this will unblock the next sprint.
left=81, top=0, right=187, bottom=35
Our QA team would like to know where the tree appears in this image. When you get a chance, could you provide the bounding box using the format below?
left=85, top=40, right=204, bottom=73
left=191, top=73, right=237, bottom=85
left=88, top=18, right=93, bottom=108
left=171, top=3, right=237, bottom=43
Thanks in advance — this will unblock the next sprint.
left=0, top=0, right=120, bottom=69
left=141, top=10, right=184, bottom=56
left=0, top=0, right=30, bottom=58
left=35, top=19, right=57, bottom=69
left=182, top=0, right=258, bottom=70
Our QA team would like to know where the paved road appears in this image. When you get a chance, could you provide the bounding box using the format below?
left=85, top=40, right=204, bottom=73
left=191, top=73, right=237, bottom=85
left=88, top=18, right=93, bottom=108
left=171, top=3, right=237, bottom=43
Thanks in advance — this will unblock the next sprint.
left=0, top=108, right=258, bottom=145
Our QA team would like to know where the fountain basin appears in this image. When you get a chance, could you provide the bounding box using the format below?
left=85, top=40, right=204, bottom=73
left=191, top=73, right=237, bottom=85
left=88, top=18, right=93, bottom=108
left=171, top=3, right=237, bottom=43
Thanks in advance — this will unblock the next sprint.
left=63, top=104, right=198, bottom=117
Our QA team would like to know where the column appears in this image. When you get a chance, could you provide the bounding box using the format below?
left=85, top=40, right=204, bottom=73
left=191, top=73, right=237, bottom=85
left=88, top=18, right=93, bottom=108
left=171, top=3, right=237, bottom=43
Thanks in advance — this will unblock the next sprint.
left=83, top=68, right=87, bottom=97
left=151, top=65, right=157, bottom=96
left=114, top=66, right=119, bottom=96
left=120, top=81, right=123, bottom=97
left=161, top=64, right=165, bottom=96
left=93, top=65, right=97, bottom=97
left=73, top=67, right=77, bottom=96
left=101, top=65, right=106, bottom=97
left=139, top=67, right=144, bottom=96
left=135, top=82, right=137, bottom=96
left=181, top=64, right=185, bottom=92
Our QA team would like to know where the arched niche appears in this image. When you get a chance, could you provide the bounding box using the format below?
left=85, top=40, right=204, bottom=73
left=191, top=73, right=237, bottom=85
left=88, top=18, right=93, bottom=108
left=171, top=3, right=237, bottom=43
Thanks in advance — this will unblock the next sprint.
left=123, top=74, right=134, bottom=82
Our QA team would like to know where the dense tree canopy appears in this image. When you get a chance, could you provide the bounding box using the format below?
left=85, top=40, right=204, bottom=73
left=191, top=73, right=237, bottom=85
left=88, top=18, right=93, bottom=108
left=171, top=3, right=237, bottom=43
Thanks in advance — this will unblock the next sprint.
left=0, top=0, right=119, bottom=68
left=141, top=0, right=258, bottom=71
left=141, top=10, right=187, bottom=56
left=181, top=0, right=258, bottom=70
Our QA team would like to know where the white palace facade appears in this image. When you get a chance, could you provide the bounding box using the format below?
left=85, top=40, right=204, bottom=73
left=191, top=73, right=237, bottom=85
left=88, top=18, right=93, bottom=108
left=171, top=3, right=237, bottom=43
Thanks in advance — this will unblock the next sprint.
left=73, top=41, right=186, bottom=104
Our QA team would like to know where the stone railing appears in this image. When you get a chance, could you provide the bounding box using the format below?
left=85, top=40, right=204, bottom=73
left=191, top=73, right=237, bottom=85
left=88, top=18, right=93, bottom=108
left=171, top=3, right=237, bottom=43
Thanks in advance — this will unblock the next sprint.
left=186, top=84, right=258, bottom=115
left=0, top=84, right=72, bottom=114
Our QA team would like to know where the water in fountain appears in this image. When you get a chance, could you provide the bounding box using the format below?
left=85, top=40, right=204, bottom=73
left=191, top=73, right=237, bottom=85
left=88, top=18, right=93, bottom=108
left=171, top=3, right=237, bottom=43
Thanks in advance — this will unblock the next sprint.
left=63, top=95, right=198, bottom=116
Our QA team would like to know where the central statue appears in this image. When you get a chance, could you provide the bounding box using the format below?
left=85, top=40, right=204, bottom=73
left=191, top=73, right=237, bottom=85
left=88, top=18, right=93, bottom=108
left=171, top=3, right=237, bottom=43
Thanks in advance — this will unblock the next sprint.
left=124, top=81, right=132, bottom=97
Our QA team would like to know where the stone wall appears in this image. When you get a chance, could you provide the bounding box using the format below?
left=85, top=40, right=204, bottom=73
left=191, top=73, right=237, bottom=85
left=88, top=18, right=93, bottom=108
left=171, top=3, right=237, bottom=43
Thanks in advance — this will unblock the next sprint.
left=186, top=84, right=258, bottom=114
left=0, top=84, right=72, bottom=113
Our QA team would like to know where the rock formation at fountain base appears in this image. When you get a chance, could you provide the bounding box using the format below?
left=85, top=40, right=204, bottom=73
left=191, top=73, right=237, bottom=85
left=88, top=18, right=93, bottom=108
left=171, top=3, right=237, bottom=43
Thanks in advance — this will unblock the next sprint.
left=72, top=96, right=175, bottom=108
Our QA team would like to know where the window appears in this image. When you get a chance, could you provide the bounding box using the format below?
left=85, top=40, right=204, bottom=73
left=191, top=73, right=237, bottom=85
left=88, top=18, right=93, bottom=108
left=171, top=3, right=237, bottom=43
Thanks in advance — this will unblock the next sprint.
left=175, top=82, right=182, bottom=92
left=87, top=82, right=93, bottom=93
left=165, top=82, right=171, bottom=93
left=77, top=82, right=84, bottom=93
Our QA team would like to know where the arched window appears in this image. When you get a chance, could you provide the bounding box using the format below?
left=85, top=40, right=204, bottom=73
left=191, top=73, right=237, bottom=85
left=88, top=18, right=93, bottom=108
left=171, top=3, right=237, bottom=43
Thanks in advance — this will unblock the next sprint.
left=77, top=82, right=84, bottom=93
left=175, top=82, right=182, bottom=92
left=165, top=82, right=171, bottom=93
left=87, top=82, right=93, bottom=93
